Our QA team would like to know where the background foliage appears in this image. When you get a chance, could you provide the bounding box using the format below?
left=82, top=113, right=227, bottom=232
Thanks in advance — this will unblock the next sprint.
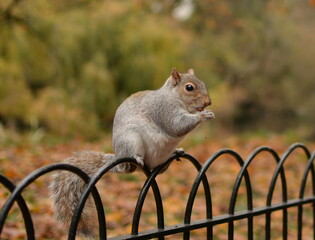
left=0, top=0, right=314, bottom=142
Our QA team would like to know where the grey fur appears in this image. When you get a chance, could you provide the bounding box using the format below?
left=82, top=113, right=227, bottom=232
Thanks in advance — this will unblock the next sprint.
left=50, top=68, right=214, bottom=238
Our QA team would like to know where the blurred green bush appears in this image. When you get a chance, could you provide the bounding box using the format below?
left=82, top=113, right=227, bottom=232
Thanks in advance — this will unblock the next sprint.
left=0, top=0, right=314, bottom=142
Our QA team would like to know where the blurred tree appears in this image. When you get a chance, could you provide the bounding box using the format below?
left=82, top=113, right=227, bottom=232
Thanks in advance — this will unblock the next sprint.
left=0, top=0, right=314, bottom=141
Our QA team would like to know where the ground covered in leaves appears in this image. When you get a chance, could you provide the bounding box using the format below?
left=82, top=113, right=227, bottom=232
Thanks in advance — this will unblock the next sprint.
left=0, top=136, right=315, bottom=239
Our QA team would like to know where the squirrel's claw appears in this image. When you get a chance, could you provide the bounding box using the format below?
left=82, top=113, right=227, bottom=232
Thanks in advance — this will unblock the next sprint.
left=174, top=148, right=185, bottom=161
left=199, top=110, right=215, bottom=121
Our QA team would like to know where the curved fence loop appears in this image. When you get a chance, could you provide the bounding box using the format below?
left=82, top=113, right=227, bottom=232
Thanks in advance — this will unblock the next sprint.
left=181, top=154, right=212, bottom=220
left=266, top=143, right=310, bottom=205
left=0, top=164, right=105, bottom=240
left=264, top=143, right=311, bottom=240
left=229, top=147, right=277, bottom=214
left=184, top=148, right=248, bottom=240
left=68, top=157, right=165, bottom=240
left=271, top=143, right=311, bottom=202
left=265, top=148, right=285, bottom=205
left=131, top=157, right=174, bottom=238
left=299, top=149, right=315, bottom=198
left=68, top=158, right=137, bottom=239
left=131, top=152, right=211, bottom=239
left=185, top=149, right=238, bottom=223
left=228, top=146, right=275, bottom=240
left=0, top=174, right=35, bottom=240
left=180, top=153, right=213, bottom=240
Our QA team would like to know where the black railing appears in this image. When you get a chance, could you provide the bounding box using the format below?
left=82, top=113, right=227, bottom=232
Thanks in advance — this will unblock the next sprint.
left=0, top=143, right=314, bottom=239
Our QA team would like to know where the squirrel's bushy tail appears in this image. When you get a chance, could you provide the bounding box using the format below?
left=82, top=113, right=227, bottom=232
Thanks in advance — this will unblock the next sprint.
left=49, top=151, right=114, bottom=238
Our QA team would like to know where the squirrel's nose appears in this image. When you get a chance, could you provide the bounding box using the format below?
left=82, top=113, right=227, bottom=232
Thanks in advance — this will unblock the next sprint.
left=204, top=97, right=212, bottom=107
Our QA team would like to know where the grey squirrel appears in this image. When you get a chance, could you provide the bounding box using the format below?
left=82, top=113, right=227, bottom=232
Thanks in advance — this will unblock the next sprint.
left=50, top=68, right=214, bottom=237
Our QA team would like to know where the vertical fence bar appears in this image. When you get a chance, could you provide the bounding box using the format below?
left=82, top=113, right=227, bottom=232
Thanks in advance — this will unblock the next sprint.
left=298, top=150, right=315, bottom=240
left=0, top=174, right=35, bottom=240
left=265, top=210, right=271, bottom=240
left=283, top=208, right=288, bottom=240
left=265, top=147, right=286, bottom=240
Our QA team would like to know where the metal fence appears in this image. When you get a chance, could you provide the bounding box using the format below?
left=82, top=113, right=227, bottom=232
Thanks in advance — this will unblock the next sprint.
left=0, top=142, right=314, bottom=239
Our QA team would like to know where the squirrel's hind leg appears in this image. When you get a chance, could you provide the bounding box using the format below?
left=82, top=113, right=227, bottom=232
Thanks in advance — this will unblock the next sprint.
left=109, top=155, right=144, bottom=173
left=112, top=133, right=145, bottom=173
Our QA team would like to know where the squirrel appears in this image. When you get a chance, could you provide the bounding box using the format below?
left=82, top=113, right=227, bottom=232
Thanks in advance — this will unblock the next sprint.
left=49, top=68, right=215, bottom=238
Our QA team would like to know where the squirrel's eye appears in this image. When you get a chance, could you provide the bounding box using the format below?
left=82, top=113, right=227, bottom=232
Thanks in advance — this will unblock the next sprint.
left=185, top=84, right=194, bottom=92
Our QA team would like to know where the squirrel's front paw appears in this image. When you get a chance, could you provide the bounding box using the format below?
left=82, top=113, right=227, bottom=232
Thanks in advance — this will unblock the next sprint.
left=199, top=110, right=215, bottom=120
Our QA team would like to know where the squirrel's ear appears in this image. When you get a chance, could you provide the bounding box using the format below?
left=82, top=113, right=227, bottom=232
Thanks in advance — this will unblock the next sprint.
left=171, top=67, right=181, bottom=85
left=187, top=68, right=195, bottom=75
